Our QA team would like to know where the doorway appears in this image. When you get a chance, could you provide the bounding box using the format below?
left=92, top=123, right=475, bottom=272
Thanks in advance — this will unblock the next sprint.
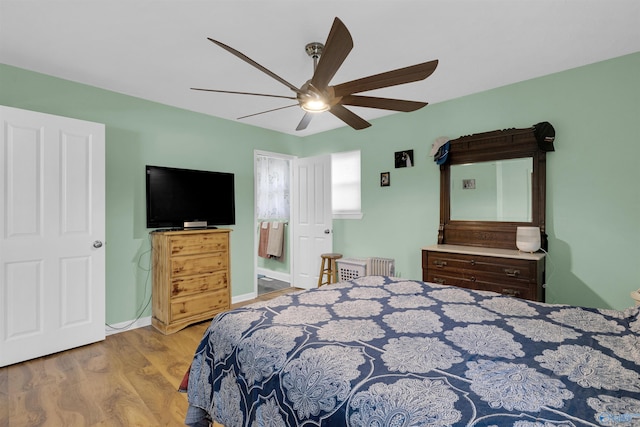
left=254, top=151, right=334, bottom=295
left=0, top=106, right=106, bottom=366
left=254, top=151, right=293, bottom=295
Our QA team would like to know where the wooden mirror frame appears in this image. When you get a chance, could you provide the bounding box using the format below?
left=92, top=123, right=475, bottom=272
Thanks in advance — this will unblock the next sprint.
left=438, top=127, right=547, bottom=250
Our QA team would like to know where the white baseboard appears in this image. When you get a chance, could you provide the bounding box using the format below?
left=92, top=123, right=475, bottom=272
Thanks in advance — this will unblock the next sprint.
left=256, top=268, right=291, bottom=284
left=233, top=292, right=257, bottom=304
left=105, top=292, right=259, bottom=336
left=105, top=316, right=152, bottom=336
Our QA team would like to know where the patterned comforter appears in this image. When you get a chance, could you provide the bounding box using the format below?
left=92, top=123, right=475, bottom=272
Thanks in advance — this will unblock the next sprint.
left=186, top=276, right=640, bottom=426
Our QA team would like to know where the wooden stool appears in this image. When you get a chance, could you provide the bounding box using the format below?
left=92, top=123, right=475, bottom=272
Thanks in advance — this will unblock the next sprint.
left=317, top=253, right=343, bottom=287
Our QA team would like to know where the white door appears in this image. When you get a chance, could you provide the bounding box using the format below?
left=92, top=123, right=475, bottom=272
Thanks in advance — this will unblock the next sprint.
left=292, top=154, right=332, bottom=289
left=0, top=106, right=105, bottom=367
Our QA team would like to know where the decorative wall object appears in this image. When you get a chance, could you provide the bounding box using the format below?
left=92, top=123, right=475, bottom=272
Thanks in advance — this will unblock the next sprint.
left=394, top=150, right=414, bottom=168
left=462, top=179, right=476, bottom=189
left=380, top=172, right=390, bottom=187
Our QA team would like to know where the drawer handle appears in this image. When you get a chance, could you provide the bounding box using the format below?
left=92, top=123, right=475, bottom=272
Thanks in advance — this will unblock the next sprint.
left=433, top=260, right=447, bottom=268
left=470, top=259, right=476, bottom=266
left=432, top=277, right=446, bottom=284
left=470, top=276, right=476, bottom=282
left=502, top=288, right=521, bottom=297
left=504, top=268, right=520, bottom=277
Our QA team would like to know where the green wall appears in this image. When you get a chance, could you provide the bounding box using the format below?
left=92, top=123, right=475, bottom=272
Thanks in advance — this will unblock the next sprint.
left=1, top=51, right=638, bottom=321
left=302, top=52, right=640, bottom=311
left=0, top=64, right=299, bottom=324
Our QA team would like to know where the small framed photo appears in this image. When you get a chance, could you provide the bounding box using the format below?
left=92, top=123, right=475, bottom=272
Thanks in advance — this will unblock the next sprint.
left=380, top=172, right=390, bottom=187
left=462, top=179, right=476, bottom=189
left=394, top=150, right=414, bottom=168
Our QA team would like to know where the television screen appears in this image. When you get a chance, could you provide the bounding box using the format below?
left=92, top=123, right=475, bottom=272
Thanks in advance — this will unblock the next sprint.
left=146, top=165, right=235, bottom=229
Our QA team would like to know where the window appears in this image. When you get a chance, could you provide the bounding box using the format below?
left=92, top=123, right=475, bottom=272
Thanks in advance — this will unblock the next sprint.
left=331, top=150, right=362, bottom=219
left=255, top=154, right=290, bottom=220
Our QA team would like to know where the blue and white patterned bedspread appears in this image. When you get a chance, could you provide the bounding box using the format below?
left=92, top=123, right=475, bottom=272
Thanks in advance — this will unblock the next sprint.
left=186, top=276, right=640, bottom=426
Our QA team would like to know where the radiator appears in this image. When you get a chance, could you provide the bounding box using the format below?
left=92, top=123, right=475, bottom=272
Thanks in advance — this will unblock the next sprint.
left=366, top=257, right=395, bottom=276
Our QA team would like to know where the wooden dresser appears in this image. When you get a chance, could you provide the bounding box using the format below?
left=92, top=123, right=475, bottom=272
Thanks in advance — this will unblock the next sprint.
left=151, top=228, right=231, bottom=334
left=422, top=245, right=545, bottom=302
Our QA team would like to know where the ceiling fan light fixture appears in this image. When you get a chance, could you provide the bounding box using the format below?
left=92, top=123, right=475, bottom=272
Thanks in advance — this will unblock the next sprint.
left=199, top=17, right=438, bottom=131
left=298, top=84, right=331, bottom=113
left=301, top=98, right=330, bottom=113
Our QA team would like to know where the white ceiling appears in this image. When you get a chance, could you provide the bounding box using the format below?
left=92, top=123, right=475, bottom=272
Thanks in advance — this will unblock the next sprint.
left=1, top=0, right=639, bottom=136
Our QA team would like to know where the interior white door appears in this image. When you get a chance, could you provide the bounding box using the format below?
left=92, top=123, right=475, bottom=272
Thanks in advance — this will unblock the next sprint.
left=292, top=154, right=332, bottom=290
left=0, top=106, right=105, bottom=367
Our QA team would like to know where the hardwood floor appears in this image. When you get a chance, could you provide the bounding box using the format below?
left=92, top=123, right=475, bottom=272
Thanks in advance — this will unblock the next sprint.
left=0, top=287, right=298, bottom=427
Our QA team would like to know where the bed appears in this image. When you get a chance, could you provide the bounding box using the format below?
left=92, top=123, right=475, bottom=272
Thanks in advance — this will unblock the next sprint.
left=185, top=276, right=640, bottom=426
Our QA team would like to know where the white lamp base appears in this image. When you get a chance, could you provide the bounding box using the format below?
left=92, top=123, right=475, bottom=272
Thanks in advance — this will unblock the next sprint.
left=516, top=226, right=541, bottom=253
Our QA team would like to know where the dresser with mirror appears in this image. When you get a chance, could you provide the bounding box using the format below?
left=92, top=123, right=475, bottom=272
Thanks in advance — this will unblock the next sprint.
left=422, top=127, right=549, bottom=302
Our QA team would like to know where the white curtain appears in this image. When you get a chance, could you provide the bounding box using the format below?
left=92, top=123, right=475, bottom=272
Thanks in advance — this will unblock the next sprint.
left=256, top=155, right=290, bottom=219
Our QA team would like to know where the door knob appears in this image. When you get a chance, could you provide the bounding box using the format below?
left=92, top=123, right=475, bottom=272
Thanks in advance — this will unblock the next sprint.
left=93, top=240, right=103, bottom=248
left=324, top=229, right=330, bottom=234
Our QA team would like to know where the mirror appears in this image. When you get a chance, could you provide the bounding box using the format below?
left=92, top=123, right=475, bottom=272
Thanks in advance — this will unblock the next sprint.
left=438, top=127, right=547, bottom=250
left=450, top=158, right=533, bottom=222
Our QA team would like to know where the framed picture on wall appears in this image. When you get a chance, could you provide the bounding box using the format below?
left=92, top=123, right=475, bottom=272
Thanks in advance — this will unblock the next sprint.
left=394, top=150, right=414, bottom=168
left=380, top=172, right=390, bottom=187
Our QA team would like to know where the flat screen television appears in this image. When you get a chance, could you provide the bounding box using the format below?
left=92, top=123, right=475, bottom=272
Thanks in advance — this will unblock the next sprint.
left=146, top=165, right=235, bottom=229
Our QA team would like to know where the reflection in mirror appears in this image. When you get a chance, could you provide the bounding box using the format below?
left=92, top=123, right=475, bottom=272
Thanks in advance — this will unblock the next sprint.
left=450, top=158, right=533, bottom=222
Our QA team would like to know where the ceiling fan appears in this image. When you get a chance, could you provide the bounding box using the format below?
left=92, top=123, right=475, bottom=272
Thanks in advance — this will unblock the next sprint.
left=191, top=17, right=439, bottom=131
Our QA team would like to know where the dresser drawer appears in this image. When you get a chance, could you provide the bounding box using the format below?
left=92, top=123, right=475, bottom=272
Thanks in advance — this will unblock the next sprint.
left=171, top=271, right=228, bottom=297
left=426, top=251, right=535, bottom=283
left=169, top=233, right=228, bottom=256
left=170, top=252, right=228, bottom=277
left=152, top=229, right=231, bottom=334
left=422, top=247, right=544, bottom=301
left=425, top=270, right=535, bottom=300
left=171, top=289, right=229, bottom=321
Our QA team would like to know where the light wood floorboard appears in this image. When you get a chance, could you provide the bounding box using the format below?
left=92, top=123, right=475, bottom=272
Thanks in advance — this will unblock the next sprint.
left=0, top=287, right=298, bottom=427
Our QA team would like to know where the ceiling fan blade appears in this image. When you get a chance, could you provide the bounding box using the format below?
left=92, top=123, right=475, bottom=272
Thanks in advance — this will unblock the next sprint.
left=329, top=104, right=371, bottom=130
left=237, top=104, right=298, bottom=120
left=208, top=38, right=302, bottom=94
left=340, top=95, right=427, bottom=112
left=310, top=17, right=353, bottom=90
left=332, top=60, right=439, bottom=97
left=191, top=88, right=297, bottom=100
left=296, top=113, right=313, bottom=131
